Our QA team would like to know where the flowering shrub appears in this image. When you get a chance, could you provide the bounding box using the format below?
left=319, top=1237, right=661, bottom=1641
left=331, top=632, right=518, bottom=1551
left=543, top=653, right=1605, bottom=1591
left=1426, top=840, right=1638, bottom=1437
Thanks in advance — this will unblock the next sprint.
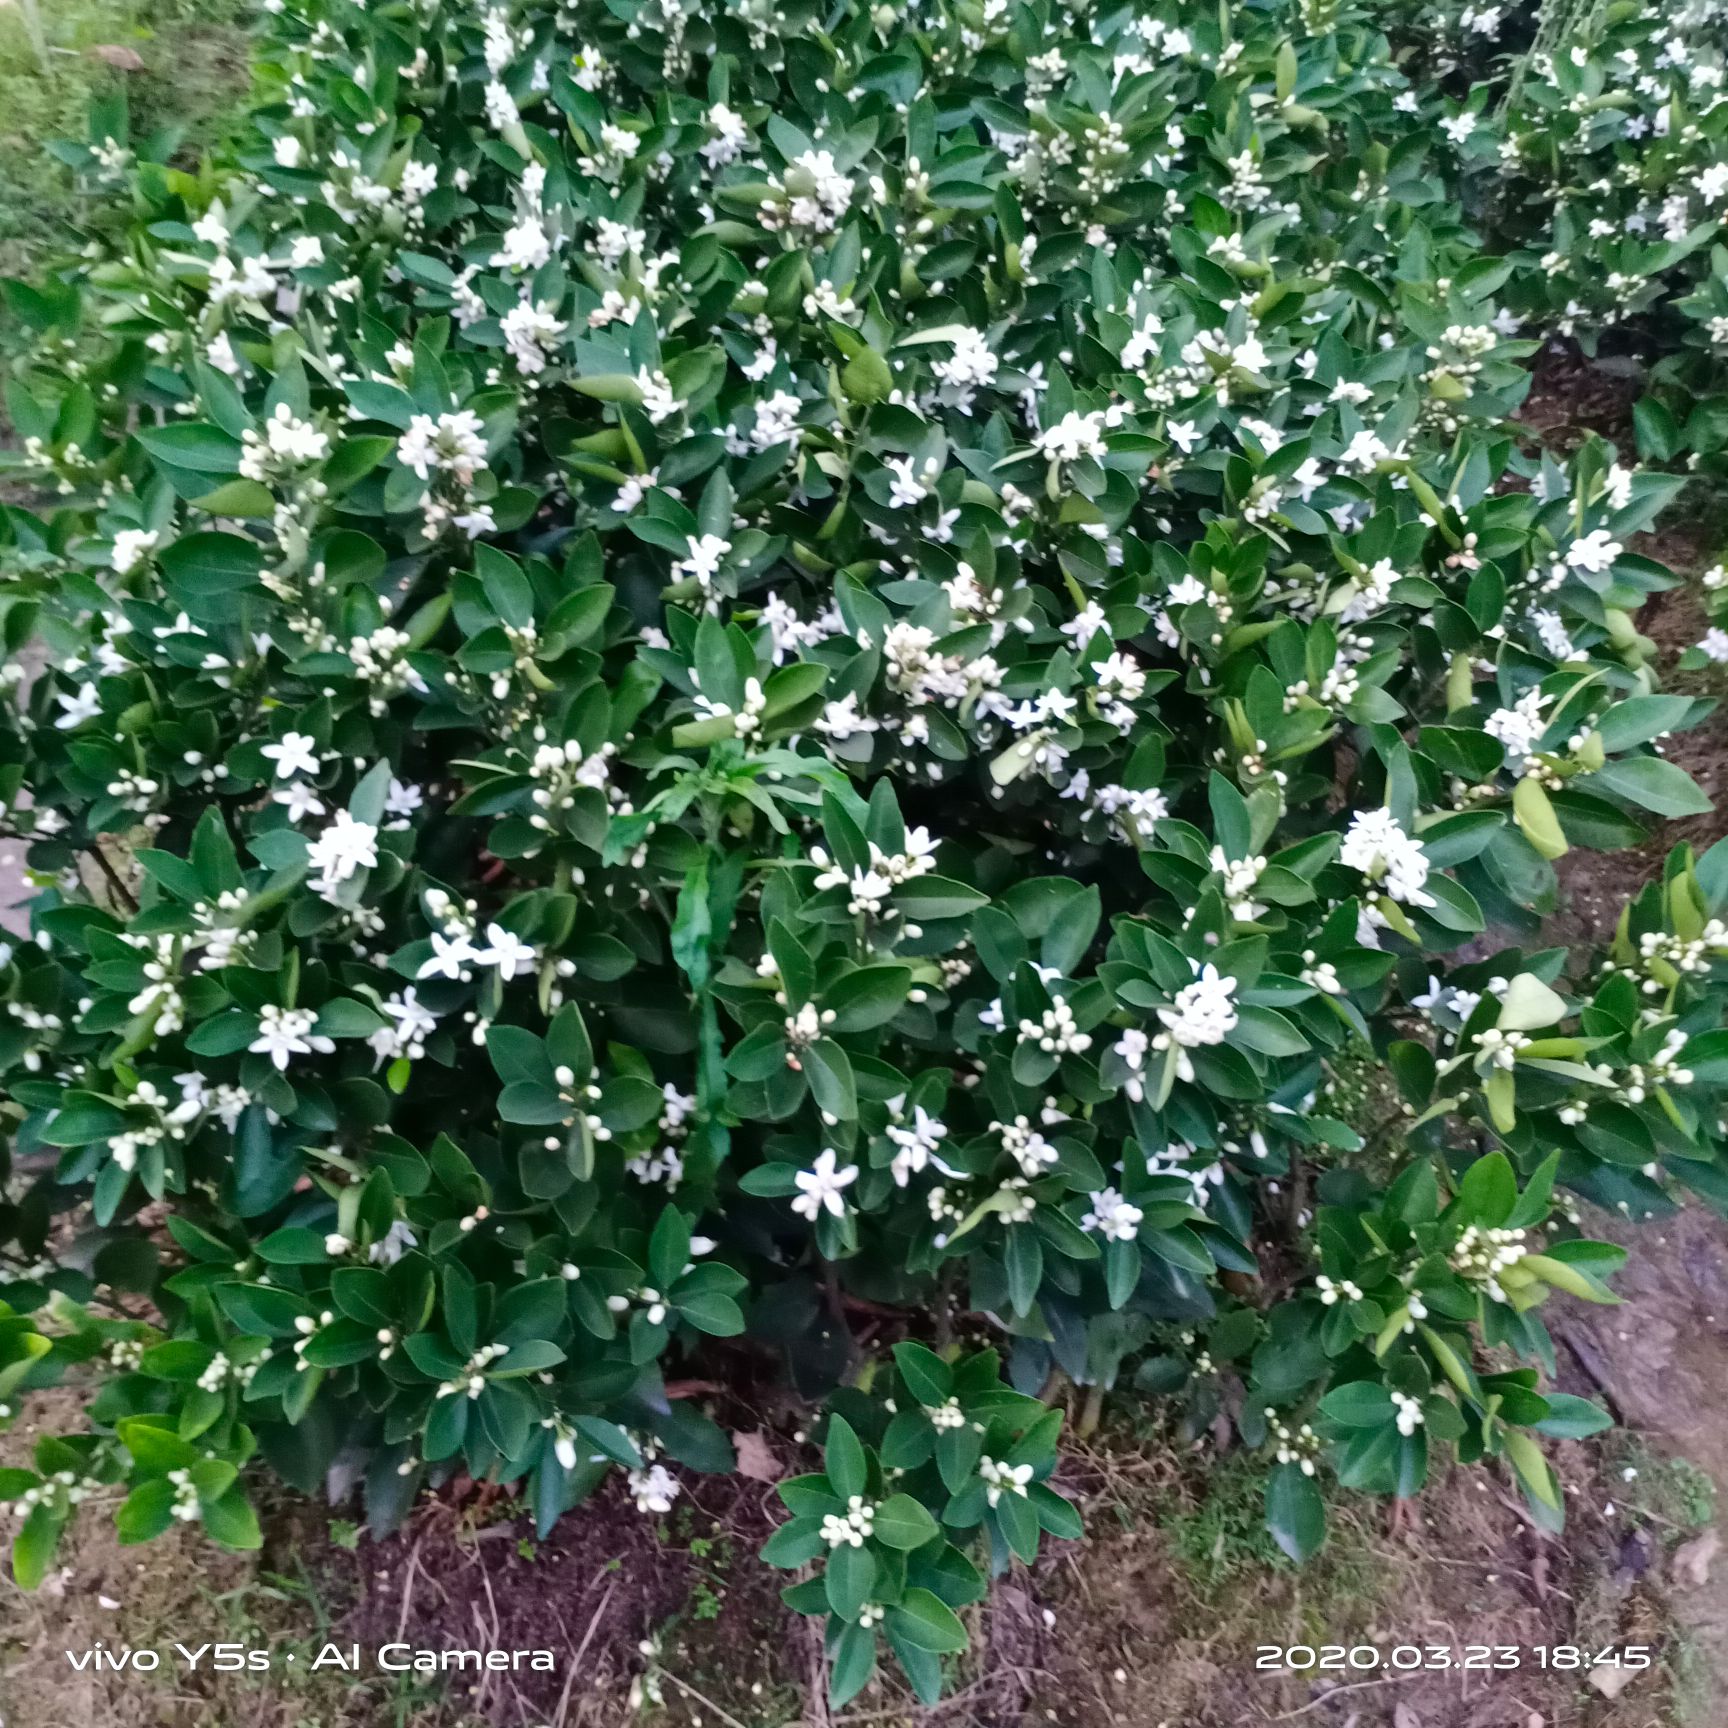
left=1, top=0, right=1725, bottom=1706
left=1386, top=0, right=1728, bottom=463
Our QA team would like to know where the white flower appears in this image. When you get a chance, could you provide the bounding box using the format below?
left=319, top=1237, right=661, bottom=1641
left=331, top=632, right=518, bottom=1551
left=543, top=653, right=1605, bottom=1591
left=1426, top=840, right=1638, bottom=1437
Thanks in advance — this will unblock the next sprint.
left=979, top=1456, right=1033, bottom=1507
left=815, top=693, right=878, bottom=740
left=1483, top=688, right=1550, bottom=770
left=1081, top=1187, right=1143, bottom=1242
left=273, top=135, right=303, bottom=168
left=501, top=300, right=568, bottom=374
left=931, top=328, right=998, bottom=396
left=483, top=80, right=520, bottom=131
left=474, top=922, right=537, bottom=980
left=306, top=810, right=379, bottom=891
left=674, top=533, right=731, bottom=591
left=791, top=1149, right=859, bottom=1222
left=1339, top=808, right=1435, bottom=908
left=886, top=1106, right=949, bottom=1185
left=628, top=1462, right=680, bottom=1515
left=1157, top=964, right=1239, bottom=1048
left=369, top=990, right=435, bottom=1062
left=275, top=782, right=326, bottom=824
left=261, top=731, right=322, bottom=781
left=249, top=1003, right=334, bottom=1071
left=1038, top=409, right=1110, bottom=463
left=702, top=102, right=748, bottom=166
left=418, top=930, right=479, bottom=980
left=192, top=205, right=229, bottom=247
left=369, top=1219, right=419, bottom=1266
left=111, top=529, right=159, bottom=575
left=397, top=410, right=489, bottom=486
left=637, top=368, right=685, bottom=426
left=884, top=455, right=931, bottom=509
left=1565, top=529, right=1623, bottom=574
left=749, top=389, right=802, bottom=450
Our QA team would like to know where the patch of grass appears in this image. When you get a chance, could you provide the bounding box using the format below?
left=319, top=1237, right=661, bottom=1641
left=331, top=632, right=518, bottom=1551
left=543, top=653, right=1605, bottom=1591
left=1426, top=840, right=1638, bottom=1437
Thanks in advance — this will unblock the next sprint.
left=0, top=0, right=249, bottom=279
left=1161, top=1452, right=1295, bottom=1589
left=1157, top=1451, right=1382, bottom=1628
left=1610, top=1437, right=1717, bottom=1536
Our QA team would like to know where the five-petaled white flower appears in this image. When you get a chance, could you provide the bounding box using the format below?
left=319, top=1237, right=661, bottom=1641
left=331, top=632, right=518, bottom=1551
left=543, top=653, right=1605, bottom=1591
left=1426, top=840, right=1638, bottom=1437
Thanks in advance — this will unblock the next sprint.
left=791, top=1148, right=858, bottom=1221
left=475, top=922, right=536, bottom=980
left=248, top=1003, right=334, bottom=1072
left=261, top=731, right=321, bottom=781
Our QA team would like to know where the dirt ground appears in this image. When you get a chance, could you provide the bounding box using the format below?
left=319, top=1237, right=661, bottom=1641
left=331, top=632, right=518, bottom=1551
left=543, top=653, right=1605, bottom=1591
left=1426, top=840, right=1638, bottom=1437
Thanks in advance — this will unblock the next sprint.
left=6, top=346, right=1728, bottom=1728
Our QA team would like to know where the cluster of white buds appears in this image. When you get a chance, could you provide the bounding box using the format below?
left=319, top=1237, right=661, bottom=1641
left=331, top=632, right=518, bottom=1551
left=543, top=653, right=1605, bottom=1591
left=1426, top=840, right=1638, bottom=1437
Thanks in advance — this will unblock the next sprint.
left=820, top=1495, right=878, bottom=1547
left=196, top=1351, right=257, bottom=1394
left=607, top=1287, right=668, bottom=1326
left=292, top=1309, right=338, bottom=1364
left=1450, top=1224, right=1530, bottom=1303
left=192, top=890, right=253, bottom=971
left=930, top=1396, right=968, bottom=1431
left=1267, top=1409, right=1321, bottom=1475
left=109, top=1338, right=146, bottom=1372
left=1316, top=1274, right=1364, bottom=1306
left=434, top=1340, right=511, bottom=1398
left=1622, top=1029, right=1694, bottom=1102
left=105, top=769, right=161, bottom=815
left=1631, top=924, right=1728, bottom=990
left=8, top=1469, right=102, bottom=1517
left=993, top=1115, right=1058, bottom=1178
left=783, top=1001, right=833, bottom=1054
left=995, top=1177, right=1037, bottom=1225
left=167, top=1468, right=203, bottom=1523
left=347, top=625, right=421, bottom=714
left=979, top=1456, right=1033, bottom=1506
left=1390, top=1287, right=1430, bottom=1333
left=692, top=674, right=767, bottom=735
left=1016, top=997, right=1092, bottom=1055
left=1472, top=1026, right=1530, bottom=1070
left=1390, top=1391, right=1425, bottom=1437
left=1299, top=951, right=1343, bottom=995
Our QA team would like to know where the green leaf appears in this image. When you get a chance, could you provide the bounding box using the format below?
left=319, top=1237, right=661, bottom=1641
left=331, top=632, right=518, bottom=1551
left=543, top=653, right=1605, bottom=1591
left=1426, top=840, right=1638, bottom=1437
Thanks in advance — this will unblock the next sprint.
left=1531, top=1394, right=1612, bottom=1440
left=827, top=1617, right=877, bottom=1706
left=824, top=1416, right=868, bottom=1501
left=1265, top=1461, right=1325, bottom=1562
left=12, top=1504, right=63, bottom=1591
left=872, top=1492, right=939, bottom=1551
left=888, top=1586, right=968, bottom=1653
left=893, top=1341, right=953, bottom=1406
left=824, top=1540, right=876, bottom=1620
left=133, top=422, right=242, bottom=474
left=1591, top=756, right=1713, bottom=819
left=115, top=1479, right=177, bottom=1544
left=1455, top=1151, right=1516, bottom=1228
left=202, top=1487, right=263, bottom=1550
left=802, top=1039, right=857, bottom=1122
left=158, top=531, right=265, bottom=592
